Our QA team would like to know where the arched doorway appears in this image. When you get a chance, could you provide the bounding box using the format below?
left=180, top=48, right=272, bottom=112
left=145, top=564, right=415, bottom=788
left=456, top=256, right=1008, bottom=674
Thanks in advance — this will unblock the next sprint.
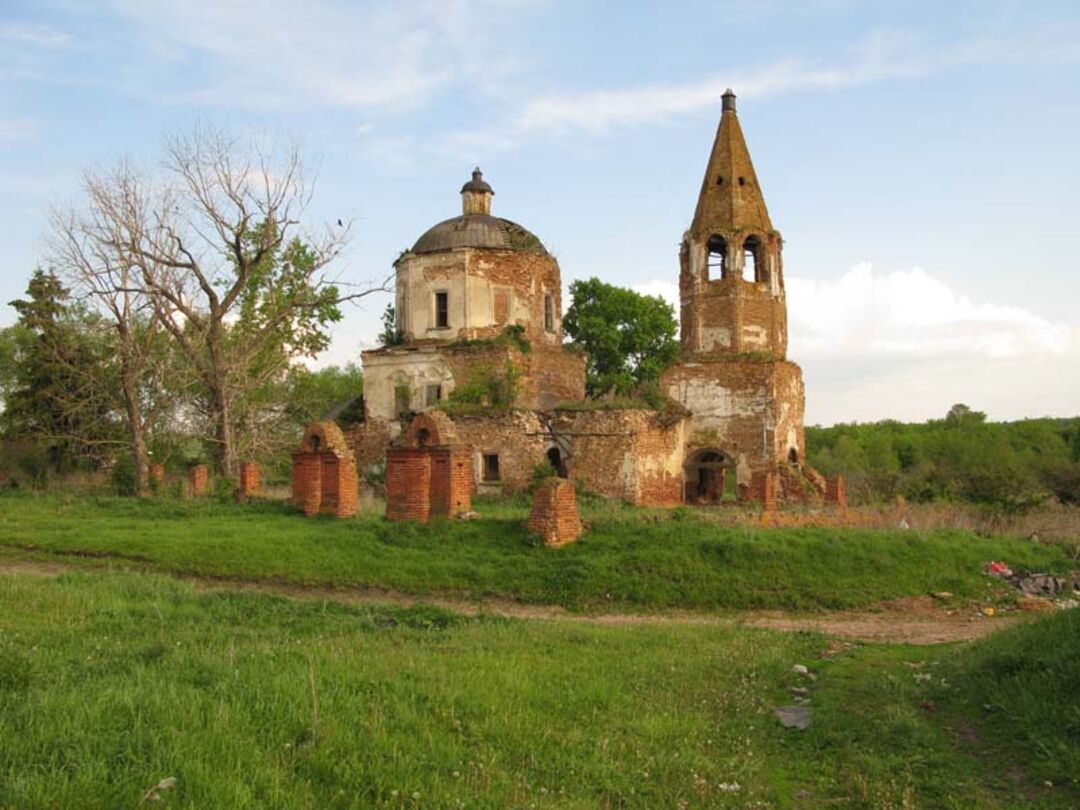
left=546, top=446, right=568, bottom=478
left=684, top=448, right=735, bottom=505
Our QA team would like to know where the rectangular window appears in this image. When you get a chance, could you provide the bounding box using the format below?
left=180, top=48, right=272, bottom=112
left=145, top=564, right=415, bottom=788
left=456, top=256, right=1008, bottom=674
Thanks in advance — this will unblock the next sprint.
left=424, top=383, right=441, bottom=408
left=434, top=291, right=449, bottom=329
left=544, top=293, right=554, bottom=332
left=482, top=453, right=500, bottom=483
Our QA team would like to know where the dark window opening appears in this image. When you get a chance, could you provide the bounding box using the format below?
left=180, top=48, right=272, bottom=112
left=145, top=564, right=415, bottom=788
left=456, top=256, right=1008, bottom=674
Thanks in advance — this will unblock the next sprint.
left=743, top=234, right=763, bottom=282
left=788, top=447, right=799, bottom=464
left=309, top=435, right=321, bottom=452
left=424, top=383, right=441, bottom=408
left=716, top=175, right=724, bottom=185
left=738, top=176, right=746, bottom=186
left=546, top=447, right=568, bottom=478
left=706, top=234, right=728, bottom=280
left=482, top=453, right=501, bottom=483
left=416, top=428, right=431, bottom=447
left=544, top=293, right=555, bottom=332
left=434, top=291, right=449, bottom=329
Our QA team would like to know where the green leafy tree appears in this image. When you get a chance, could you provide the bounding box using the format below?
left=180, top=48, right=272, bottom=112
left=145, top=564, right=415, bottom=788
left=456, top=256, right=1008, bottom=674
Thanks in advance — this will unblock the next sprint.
left=2, top=270, right=118, bottom=474
left=563, top=277, right=679, bottom=396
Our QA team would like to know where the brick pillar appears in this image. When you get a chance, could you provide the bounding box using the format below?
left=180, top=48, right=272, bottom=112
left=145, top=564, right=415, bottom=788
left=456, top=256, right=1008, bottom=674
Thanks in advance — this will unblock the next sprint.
left=750, top=470, right=777, bottom=512
left=825, top=475, right=847, bottom=510
left=150, top=464, right=166, bottom=486
left=333, top=455, right=359, bottom=518
left=429, top=447, right=472, bottom=518
left=238, top=462, right=261, bottom=499
left=189, top=465, right=209, bottom=496
left=292, top=452, right=322, bottom=516
left=385, top=447, right=432, bottom=521
left=528, top=478, right=583, bottom=546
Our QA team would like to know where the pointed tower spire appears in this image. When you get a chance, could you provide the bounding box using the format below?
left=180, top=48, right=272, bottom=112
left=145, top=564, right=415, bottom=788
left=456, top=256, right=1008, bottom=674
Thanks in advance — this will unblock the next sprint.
left=689, top=89, right=772, bottom=240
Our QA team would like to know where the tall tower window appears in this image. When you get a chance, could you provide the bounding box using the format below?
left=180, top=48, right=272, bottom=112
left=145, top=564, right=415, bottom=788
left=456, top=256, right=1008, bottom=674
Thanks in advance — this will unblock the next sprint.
left=434, top=291, right=449, bottom=329
left=544, top=293, right=555, bottom=332
left=706, top=235, right=728, bottom=280
left=743, top=235, right=764, bottom=283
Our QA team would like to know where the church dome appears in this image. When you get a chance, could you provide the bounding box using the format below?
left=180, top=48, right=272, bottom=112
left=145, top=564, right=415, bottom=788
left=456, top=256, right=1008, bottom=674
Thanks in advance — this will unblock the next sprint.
left=411, top=214, right=547, bottom=255
left=410, top=168, right=548, bottom=255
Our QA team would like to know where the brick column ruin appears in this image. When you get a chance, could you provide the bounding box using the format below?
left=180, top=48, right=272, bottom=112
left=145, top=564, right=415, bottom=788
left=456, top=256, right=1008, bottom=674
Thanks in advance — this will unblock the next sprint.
left=825, top=475, right=847, bottom=510
left=189, top=464, right=209, bottom=496
left=237, top=462, right=261, bottom=500
left=528, top=478, right=583, bottom=546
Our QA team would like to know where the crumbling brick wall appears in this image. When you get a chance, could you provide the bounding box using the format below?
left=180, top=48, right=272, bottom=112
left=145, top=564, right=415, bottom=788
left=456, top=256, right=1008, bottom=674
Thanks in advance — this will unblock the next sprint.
left=385, top=412, right=472, bottom=521
left=750, top=469, right=778, bottom=512
left=826, top=475, right=847, bottom=509
left=189, top=465, right=209, bottom=496
left=292, top=421, right=359, bottom=518
left=238, top=462, right=260, bottom=499
left=528, top=478, right=583, bottom=546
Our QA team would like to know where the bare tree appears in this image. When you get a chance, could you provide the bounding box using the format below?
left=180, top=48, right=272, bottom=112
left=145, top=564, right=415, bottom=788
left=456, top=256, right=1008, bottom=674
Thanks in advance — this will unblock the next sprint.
left=47, top=169, right=167, bottom=493
left=82, top=127, right=385, bottom=475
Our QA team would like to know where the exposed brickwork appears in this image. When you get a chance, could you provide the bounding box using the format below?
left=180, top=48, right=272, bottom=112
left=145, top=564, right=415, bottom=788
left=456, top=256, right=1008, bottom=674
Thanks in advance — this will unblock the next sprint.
left=291, top=421, right=358, bottom=518
left=528, top=478, right=583, bottom=546
left=750, top=469, right=777, bottom=511
left=349, top=418, right=394, bottom=477
left=188, top=464, right=208, bottom=496
left=385, top=414, right=472, bottom=521
left=385, top=447, right=432, bottom=521
left=826, top=476, right=847, bottom=510
left=238, top=462, right=261, bottom=499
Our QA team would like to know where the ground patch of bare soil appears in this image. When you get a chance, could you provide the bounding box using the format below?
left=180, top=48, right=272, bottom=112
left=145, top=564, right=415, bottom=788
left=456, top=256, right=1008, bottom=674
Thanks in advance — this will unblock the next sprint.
left=0, top=556, right=1019, bottom=644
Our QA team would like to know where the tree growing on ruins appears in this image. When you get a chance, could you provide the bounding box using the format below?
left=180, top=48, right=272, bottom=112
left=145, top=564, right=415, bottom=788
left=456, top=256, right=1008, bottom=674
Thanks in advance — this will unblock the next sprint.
left=82, top=127, right=387, bottom=475
left=563, top=277, right=679, bottom=397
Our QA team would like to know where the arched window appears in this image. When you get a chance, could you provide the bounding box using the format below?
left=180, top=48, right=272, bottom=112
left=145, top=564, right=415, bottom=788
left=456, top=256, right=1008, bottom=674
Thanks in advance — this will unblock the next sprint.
left=706, top=235, right=727, bottom=280
left=743, top=235, right=765, bottom=283
left=788, top=447, right=799, bottom=464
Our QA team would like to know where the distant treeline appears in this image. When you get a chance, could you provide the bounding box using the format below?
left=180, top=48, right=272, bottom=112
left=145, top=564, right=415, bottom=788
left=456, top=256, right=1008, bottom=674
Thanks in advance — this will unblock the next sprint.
left=806, top=404, right=1080, bottom=510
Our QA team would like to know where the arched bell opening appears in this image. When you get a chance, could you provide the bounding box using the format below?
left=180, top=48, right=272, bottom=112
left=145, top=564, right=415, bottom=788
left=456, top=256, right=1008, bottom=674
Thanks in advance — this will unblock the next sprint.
left=546, top=446, right=569, bottom=478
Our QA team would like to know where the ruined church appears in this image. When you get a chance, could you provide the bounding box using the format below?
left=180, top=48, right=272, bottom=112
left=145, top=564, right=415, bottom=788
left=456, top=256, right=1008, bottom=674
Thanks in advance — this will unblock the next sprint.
left=349, top=90, right=827, bottom=508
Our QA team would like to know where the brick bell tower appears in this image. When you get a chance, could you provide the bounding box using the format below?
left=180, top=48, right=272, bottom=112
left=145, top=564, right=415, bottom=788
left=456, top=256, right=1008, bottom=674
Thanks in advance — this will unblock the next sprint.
left=680, top=89, right=787, bottom=357
left=662, top=90, right=807, bottom=498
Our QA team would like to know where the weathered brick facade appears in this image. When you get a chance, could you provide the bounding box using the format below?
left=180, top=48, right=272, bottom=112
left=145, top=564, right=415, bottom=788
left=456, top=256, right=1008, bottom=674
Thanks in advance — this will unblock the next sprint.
left=353, top=91, right=816, bottom=515
left=291, top=421, right=358, bottom=518
left=528, top=478, right=583, bottom=546
left=826, top=476, right=847, bottom=510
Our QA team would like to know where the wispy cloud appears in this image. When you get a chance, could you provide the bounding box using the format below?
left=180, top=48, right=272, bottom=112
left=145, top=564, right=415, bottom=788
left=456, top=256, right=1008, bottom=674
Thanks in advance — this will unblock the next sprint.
left=514, top=27, right=1079, bottom=134
left=0, top=118, right=43, bottom=143
left=0, top=22, right=71, bottom=47
left=108, top=0, right=542, bottom=111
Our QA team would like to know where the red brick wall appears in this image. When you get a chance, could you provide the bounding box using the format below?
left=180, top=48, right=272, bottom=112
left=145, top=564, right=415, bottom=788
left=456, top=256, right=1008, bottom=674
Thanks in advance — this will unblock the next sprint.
left=429, top=446, right=472, bottom=518
left=528, top=478, right=583, bottom=546
left=292, top=452, right=323, bottom=516
left=750, top=469, right=777, bottom=511
left=386, top=447, right=432, bottom=521
left=189, top=465, right=209, bottom=496
left=826, top=475, right=847, bottom=509
left=238, top=462, right=260, bottom=498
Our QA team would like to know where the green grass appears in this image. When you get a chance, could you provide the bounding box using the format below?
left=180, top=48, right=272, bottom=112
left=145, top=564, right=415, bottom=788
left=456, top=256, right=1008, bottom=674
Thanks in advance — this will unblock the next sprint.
left=0, top=492, right=1072, bottom=612
left=1, top=571, right=1077, bottom=808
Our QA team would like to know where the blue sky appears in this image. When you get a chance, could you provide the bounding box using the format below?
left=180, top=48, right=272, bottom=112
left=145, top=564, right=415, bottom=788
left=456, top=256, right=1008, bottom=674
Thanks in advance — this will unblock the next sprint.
left=2, top=0, right=1078, bottom=424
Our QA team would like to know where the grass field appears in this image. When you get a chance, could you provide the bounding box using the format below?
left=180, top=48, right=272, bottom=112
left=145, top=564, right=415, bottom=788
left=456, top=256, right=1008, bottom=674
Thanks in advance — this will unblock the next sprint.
left=0, top=492, right=1073, bottom=613
left=1, top=570, right=1077, bottom=808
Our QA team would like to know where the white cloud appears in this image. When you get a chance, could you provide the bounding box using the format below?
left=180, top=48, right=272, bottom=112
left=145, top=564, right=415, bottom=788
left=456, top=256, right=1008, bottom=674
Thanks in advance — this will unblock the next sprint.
left=109, top=0, right=541, bottom=111
left=635, top=265, right=1080, bottom=423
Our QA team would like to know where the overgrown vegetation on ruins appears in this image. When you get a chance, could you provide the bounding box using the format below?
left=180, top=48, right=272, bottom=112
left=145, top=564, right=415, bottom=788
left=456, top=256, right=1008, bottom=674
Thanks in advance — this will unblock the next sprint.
left=807, top=403, right=1080, bottom=509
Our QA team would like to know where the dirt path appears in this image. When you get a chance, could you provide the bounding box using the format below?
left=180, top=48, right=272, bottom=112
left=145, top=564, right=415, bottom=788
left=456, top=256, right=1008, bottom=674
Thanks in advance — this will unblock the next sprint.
left=0, top=556, right=1018, bottom=645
